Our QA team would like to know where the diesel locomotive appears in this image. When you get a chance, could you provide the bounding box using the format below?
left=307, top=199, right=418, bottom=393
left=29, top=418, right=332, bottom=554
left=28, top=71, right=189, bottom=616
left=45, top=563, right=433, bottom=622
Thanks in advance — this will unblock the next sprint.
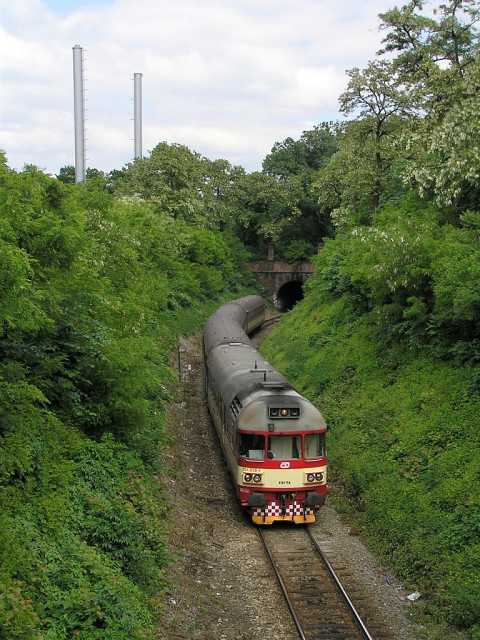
left=203, top=295, right=327, bottom=525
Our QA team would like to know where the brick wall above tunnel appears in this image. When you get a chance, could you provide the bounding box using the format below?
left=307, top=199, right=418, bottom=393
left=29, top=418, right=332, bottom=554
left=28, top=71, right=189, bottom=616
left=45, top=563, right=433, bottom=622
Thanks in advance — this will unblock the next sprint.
left=248, top=260, right=315, bottom=304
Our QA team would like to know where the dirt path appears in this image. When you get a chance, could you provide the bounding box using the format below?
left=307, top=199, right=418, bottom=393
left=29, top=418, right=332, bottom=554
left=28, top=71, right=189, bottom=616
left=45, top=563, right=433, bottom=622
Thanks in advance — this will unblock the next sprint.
left=158, top=334, right=297, bottom=640
left=158, top=330, right=424, bottom=640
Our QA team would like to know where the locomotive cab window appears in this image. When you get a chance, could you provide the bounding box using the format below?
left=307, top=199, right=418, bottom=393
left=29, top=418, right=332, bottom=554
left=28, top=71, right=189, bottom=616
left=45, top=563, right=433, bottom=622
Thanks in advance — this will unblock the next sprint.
left=239, top=433, right=265, bottom=460
left=267, top=435, right=301, bottom=460
left=304, top=433, right=326, bottom=459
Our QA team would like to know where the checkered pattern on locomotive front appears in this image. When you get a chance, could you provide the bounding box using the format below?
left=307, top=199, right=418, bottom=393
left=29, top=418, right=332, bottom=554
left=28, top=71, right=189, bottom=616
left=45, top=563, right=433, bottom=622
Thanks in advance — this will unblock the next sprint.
left=253, top=499, right=315, bottom=517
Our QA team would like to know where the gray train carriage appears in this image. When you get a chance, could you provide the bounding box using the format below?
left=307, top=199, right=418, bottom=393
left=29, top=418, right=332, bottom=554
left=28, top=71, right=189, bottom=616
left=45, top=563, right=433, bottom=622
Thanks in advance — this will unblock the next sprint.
left=203, top=296, right=328, bottom=525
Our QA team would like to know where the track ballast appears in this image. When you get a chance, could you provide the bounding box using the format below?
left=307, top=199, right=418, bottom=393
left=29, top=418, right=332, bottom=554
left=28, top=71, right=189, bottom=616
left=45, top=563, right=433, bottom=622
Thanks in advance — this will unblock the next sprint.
left=258, top=526, right=385, bottom=640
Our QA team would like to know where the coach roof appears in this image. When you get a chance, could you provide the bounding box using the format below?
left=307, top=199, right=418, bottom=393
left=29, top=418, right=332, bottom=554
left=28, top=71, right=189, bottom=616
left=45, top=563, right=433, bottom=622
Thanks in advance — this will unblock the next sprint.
left=203, top=295, right=265, bottom=356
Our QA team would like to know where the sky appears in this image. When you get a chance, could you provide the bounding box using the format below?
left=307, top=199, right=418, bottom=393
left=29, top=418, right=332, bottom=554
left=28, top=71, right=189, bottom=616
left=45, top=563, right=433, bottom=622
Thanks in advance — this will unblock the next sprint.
left=0, top=0, right=398, bottom=174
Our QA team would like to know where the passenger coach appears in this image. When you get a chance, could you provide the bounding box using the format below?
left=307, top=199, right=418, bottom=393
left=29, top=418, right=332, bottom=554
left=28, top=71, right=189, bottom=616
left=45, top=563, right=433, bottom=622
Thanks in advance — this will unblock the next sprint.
left=203, top=295, right=327, bottom=525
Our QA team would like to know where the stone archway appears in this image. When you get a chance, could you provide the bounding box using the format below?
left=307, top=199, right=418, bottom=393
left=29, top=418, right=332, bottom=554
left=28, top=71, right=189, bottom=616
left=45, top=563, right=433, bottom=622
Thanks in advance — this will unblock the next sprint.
left=248, top=260, right=314, bottom=310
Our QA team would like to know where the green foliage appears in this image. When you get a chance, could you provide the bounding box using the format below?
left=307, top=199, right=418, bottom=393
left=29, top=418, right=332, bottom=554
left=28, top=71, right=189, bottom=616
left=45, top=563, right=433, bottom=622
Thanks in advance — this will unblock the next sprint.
left=56, top=165, right=76, bottom=184
left=311, top=191, right=480, bottom=350
left=282, top=239, right=313, bottom=263
left=379, top=0, right=479, bottom=107
left=403, top=57, right=480, bottom=207
left=109, top=133, right=338, bottom=262
left=337, top=60, right=411, bottom=211
left=307, top=1, right=480, bottom=232
left=260, top=3, right=480, bottom=637
left=0, top=160, right=252, bottom=639
left=56, top=166, right=111, bottom=191
left=262, top=123, right=338, bottom=179
left=376, top=0, right=480, bottom=208
left=114, top=142, right=245, bottom=230
left=259, top=123, right=339, bottom=258
left=263, top=187, right=480, bottom=636
left=231, top=170, right=301, bottom=254
left=264, top=282, right=480, bottom=635
left=314, top=119, right=403, bottom=229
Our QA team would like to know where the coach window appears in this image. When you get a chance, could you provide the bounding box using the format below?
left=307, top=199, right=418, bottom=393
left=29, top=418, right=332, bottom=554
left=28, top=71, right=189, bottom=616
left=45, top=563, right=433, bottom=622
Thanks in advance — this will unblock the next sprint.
left=239, top=433, right=265, bottom=460
left=304, top=433, right=326, bottom=459
left=267, top=435, right=301, bottom=460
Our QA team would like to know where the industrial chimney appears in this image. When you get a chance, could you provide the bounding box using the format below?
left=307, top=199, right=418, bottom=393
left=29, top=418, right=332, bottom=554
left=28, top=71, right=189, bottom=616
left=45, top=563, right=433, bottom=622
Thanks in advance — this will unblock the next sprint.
left=72, top=45, right=86, bottom=183
left=134, top=72, right=143, bottom=159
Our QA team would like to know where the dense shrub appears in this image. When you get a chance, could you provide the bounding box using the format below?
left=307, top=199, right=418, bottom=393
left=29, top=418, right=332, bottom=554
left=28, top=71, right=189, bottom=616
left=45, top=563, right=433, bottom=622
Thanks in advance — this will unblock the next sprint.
left=262, top=3, right=480, bottom=635
left=0, top=160, right=253, bottom=639
left=263, top=192, right=480, bottom=637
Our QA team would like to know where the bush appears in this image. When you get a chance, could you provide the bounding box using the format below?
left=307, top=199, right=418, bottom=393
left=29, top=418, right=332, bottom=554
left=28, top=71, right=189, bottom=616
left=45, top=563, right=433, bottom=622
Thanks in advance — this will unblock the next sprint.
left=263, top=192, right=480, bottom=636
left=0, top=161, right=253, bottom=638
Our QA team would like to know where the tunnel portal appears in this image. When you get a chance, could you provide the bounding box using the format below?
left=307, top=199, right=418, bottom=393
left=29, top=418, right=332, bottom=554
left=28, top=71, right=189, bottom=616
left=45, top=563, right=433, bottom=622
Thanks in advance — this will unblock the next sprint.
left=276, top=280, right=304, bottom=311
left=248, top=260, right=314, bottom=312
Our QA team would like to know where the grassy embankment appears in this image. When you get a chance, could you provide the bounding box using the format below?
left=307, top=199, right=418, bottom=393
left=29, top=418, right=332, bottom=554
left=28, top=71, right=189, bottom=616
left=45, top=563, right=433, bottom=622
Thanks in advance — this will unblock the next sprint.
left=0, top=161, right=254, bottom=640
left=263, top=193, right=480, bottom=639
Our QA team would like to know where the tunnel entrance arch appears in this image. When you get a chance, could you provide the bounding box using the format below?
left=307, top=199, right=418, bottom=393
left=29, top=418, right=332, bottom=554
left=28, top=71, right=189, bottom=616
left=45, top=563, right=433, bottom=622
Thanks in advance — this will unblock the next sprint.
left=248, top=260, right=314, bottom=310
left=275, top=280, right=304, bottom=311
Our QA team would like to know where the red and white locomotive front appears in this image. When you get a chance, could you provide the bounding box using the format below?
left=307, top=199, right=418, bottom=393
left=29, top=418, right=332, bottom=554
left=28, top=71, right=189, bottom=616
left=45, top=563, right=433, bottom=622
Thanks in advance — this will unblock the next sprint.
left=235, top=393, right=327, bottom=525
left=203, top=295, right=327, bottom=526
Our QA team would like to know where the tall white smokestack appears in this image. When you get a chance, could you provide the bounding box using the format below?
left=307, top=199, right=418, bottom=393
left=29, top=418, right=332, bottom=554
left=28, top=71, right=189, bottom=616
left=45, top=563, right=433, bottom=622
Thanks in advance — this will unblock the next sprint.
left=134, top=72, right=143, bottom=159
left=72, top=45, right=86, bottom=183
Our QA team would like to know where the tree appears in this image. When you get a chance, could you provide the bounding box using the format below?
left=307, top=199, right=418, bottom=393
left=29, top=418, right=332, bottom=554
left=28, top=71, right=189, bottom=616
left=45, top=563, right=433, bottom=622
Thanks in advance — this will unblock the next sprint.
left=259, top=124, right=339, bottom=257
left=403, top=55, right=480, bottom=207
left=316, top=1, right=480, bottom=216
left=339, top=61, right=410, bottom=209
left=263, top=123, right=338, bottom=179
left=56, top=165, right=75, bottom=184
left=379, top=0, right=480, bottom=113
left=113, top=142, right=243, bottom=230
left=377, top=1, right=480, bottom=206
left=232, top=171, right=300, bottom=255
left=56, top=166, right=108, bottom=189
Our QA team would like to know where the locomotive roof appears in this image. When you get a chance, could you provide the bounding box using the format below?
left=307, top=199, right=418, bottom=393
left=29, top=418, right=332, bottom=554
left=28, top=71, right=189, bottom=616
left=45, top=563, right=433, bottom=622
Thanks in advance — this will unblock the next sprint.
left=207, top=341, right=292, bottom=409
left=238, top=390, right=326, bottom=432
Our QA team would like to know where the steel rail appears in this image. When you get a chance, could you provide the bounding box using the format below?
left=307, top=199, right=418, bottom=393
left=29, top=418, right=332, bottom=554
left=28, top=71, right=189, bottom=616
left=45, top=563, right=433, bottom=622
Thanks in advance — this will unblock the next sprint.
left=257, top=528, right=307, bottom=640
left=258, top=526, right=376, bottom=640
left=306, top=528, right=375, bottom=640
left=261, top=314, right=282, bottom=327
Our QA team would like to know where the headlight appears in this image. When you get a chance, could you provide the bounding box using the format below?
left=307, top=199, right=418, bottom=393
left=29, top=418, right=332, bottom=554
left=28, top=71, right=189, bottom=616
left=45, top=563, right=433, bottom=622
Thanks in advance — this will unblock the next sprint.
left=280, top=408, right=289, bottom=417
left=244, top=473, right=252, bottom=483
left=253, top=474, right=262, bottom=483
left=307, top=473, right=315, bottom=483
left=315, top=472, right=324, bottom=481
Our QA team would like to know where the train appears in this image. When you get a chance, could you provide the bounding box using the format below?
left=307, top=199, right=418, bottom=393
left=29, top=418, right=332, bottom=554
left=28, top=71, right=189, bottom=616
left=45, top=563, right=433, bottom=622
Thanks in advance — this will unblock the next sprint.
left=203, top=295, right=328, bottom=525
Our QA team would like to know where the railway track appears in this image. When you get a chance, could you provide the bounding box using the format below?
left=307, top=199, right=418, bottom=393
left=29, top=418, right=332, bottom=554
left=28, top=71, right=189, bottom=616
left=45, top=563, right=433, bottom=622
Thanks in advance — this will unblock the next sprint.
left=260, top=313, right=282, bottom=328
left=258, top=526, right=387, bottom=640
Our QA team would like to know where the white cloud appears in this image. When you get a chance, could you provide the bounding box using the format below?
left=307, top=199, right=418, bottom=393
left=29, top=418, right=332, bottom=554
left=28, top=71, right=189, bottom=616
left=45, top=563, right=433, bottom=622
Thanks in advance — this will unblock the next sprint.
left=0, top=0, right=397, bottom=173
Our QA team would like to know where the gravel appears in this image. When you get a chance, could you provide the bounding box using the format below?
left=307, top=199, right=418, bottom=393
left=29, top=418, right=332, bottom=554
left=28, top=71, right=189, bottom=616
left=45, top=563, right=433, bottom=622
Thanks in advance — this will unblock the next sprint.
left=157, top=332, right=424, bottom=640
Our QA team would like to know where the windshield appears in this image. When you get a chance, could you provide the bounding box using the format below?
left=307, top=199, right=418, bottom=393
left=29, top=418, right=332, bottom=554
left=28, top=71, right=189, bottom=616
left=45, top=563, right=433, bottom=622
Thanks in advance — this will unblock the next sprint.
left=267, top=435, right=301, bottom=460
left=239, top=432, right=326, bottom=461
left=304, top=433, right=326, bottom=459
left=239, top=433, right=265, bottom=460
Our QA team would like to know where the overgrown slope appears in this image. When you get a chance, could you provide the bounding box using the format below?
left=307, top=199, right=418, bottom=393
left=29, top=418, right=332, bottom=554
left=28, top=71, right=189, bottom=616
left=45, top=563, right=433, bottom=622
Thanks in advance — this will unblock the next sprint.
left=263, top=193, right=480, bottom=639
left=0, top=159, right=253, bottom=640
